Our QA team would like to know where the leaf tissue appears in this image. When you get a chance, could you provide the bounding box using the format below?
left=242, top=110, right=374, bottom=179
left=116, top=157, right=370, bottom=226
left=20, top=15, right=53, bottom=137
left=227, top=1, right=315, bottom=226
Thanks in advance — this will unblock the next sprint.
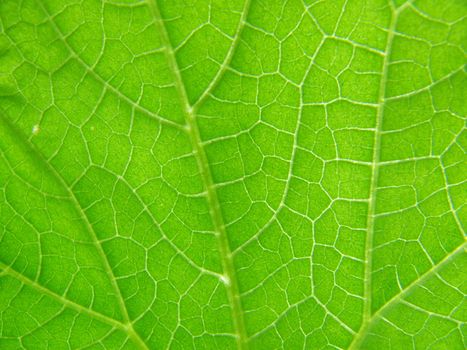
left=0, top=0, right=466, bottom=349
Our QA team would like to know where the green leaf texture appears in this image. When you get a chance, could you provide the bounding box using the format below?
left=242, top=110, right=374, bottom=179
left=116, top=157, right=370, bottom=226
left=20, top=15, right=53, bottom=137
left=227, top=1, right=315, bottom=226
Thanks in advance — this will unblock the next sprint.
left=0, top=0, right=466, bottom=349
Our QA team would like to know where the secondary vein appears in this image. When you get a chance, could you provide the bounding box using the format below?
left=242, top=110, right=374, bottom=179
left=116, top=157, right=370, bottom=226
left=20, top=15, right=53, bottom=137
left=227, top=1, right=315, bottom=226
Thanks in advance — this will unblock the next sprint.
left=349, top=242, right=466, bottom=349
left=0, top=112, right=149, bottom=350
left=0, top=262, right=148, bottom=349
left=193, top=0, right=252, bottom=111
left=0, top=262, right=123, bottom=333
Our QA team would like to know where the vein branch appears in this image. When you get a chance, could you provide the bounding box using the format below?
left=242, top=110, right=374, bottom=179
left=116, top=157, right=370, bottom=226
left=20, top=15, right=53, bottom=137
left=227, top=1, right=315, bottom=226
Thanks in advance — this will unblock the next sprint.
left=36, top=0, right=184, bottom=131
left=349, top=242, right=466, bottom=349
left=0, top=262, right=148, bottom=349
left=0, top=263, right=123, bottom=332
left=0, top=112, right=148, bottom=350
left=192, top=0, right=252, bottom=111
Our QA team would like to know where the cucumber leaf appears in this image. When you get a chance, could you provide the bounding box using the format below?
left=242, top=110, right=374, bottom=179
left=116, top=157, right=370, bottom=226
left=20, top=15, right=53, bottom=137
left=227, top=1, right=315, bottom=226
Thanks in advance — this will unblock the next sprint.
left=0, top=0, right=465, bottom=349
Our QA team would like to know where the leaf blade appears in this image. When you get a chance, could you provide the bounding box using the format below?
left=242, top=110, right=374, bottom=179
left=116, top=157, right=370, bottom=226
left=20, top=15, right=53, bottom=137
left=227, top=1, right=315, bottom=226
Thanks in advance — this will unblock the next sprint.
left=0, top=0, right=465, bottom=349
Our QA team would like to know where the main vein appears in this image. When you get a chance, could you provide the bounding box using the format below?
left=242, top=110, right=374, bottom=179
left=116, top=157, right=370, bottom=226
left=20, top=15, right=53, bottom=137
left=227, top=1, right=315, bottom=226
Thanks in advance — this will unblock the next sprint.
left=356, top=2, right=398, bottom=346
left=352, top=2, right=416, bottom=348
left=147, top=1, right=249, bottom=348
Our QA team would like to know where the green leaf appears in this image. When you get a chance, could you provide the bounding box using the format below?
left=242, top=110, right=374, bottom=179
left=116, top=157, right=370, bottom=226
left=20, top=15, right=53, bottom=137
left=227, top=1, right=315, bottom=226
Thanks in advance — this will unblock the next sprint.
left=0, top=0, right=466, bottom=349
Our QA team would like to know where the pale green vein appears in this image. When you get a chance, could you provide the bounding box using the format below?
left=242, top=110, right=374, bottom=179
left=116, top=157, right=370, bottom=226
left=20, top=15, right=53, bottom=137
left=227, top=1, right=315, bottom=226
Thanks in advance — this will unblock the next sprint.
left=192, top=0, right=252, bottom=110
left=359, top=2, right=399, bottom=330
left=355, top=1, right=433, bottom=347
left=35, top=0, right=184, bottom=131
left=440, top=151, right=466, bottom=235
left=349, top=242, right=466, bottom=349
left=0, top=113, right=148, bottom=350
left=147, top=1, right=249, bottom=348
left=1, top=0, right=464, bottom=348
left=0, top=262, right=148, bottom=350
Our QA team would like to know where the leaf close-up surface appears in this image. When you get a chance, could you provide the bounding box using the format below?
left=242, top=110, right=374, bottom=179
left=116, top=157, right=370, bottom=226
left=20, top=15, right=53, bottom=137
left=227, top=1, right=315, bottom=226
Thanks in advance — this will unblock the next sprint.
left=0, top=0, right=466, bottom=349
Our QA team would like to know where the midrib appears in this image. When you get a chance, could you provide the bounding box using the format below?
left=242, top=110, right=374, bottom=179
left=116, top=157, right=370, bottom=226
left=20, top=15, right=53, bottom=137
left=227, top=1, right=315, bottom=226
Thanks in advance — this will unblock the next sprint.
left=351, top=2, right=432, bottom=348
left=147, top=1, right=249, bottom=349
left=349, top=4, right=398, bottom=349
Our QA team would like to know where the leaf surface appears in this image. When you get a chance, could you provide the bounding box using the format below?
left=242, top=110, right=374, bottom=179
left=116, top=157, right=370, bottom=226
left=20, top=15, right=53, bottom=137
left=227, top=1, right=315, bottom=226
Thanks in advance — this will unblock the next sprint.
left=0, top=0, right=466, bottom=349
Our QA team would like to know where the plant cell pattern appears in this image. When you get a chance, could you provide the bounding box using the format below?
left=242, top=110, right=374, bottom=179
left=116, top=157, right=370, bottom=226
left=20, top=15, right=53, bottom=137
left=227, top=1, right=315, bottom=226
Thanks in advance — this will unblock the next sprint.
left=0, top=0, right=466, bottom=349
